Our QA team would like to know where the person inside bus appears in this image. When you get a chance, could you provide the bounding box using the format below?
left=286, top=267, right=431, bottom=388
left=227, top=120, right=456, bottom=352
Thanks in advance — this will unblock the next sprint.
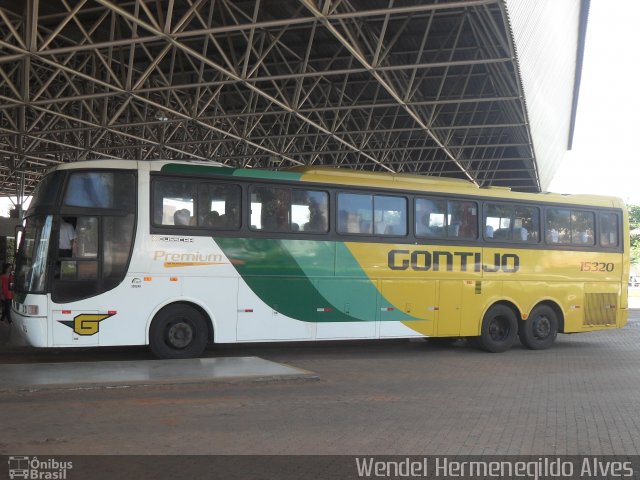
left=203, top=211, right=221, bottom=227
left=338, top=210, right=361, bottom=234
left=416, top=201, right=441, bottom=237
left=515, top=219, right=529, bottom=241
left=448, top=221, right=460, bottom=237
left=59, top=218, right=76, bottom=257
left=223, top=198, right=240, bottom=229
left=304, top=198, right=328, bottom=232
left=456, top=204, right=477, bottom=238
left=375, top=216, right=388, bottom=235
left=174, top=209, right=191, bottom=226
left=485, top=224, right=494, bottom=238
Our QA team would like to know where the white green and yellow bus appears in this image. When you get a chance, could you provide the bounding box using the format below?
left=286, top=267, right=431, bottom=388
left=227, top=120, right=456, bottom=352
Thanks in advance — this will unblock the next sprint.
left=12, top=160, right=629, bottom=358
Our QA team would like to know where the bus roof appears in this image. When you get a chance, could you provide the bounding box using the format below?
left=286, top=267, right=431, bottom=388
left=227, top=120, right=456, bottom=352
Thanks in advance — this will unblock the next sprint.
left=291, top=166, right=624, bottom=209
left=52, top=159, right=624, bottom=209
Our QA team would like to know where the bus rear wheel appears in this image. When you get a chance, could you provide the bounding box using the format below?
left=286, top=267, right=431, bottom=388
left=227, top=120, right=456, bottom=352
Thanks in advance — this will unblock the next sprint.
left=477, top=304, right=517, bottom=353
left=519, top=305, right=558, bottom=350
left=149, top=304, right=209, bottom=359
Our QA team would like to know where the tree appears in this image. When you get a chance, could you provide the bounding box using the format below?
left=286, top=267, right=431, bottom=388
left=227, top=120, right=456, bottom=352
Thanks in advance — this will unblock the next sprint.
left=628, top=205, right=640, bottom=266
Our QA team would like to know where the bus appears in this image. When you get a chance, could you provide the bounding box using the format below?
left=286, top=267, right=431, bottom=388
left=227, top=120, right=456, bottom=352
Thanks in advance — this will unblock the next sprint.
left=12, top=160, right=629, bottom=358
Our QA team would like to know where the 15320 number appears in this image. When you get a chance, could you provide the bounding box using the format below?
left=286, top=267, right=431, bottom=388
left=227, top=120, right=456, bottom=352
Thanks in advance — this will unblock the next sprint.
left=580, top=262, right=614, bottom=272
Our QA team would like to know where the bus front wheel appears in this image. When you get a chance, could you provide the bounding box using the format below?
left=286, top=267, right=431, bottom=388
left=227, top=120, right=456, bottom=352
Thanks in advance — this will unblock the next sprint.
left=149, top=304, right=209, bottom=359
left=477, top=304, right=518, bottom=353
left=519, top=305, right=558, bottom=350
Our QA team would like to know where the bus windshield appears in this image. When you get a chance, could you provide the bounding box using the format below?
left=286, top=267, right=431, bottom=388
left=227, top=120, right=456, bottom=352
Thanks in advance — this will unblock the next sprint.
left=15, top=215, right=53, bottom=293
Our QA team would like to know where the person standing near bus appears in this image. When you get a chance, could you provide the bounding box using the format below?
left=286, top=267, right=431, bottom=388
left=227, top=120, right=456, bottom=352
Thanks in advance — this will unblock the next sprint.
left=0, top=262, right=13, bottom=324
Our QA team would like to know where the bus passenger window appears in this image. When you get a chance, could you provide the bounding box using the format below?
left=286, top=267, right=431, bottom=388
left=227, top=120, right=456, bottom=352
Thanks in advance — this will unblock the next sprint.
left=448, top=200, right=477, bottom=239
left=485, top=204, right=513, bottom=241
left=600, top=212, right=619, bottom=247
left=250, top=186, right=327, bottom=233
left=546, top=208, right=570, bottom=244
left=337, top=193, right=372, bottom=235
left=374, top=196, right=406, bottom=236
left=546, top=208, right=594, bottom=245
left=153, top=180, right=196, bottom=226
left=250, top=186, right=290, bottom=232
left=513, top=206, right=539, bottom=243
left=415, top=198, right=446, bottom=238
left=298, top=190, right=328, bottom=233
left=571, top=211, right=594, bottom=245
left=198, top=184, right=241, bottom=229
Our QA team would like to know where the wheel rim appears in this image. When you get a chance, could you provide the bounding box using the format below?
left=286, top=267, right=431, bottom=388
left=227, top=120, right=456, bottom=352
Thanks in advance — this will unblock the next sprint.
left=488, top=315, right=511, bottom=341
left=532, top=315, right=551, bottom=340
left=166, top=320, right=193, bottom=349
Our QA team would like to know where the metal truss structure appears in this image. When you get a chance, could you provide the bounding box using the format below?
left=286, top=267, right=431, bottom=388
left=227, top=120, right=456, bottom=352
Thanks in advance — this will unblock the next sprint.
left=0, top=0, right=540, bottom=204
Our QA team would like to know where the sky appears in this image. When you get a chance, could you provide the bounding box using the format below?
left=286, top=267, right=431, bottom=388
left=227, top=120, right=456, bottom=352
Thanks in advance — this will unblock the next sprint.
left=0, top=1, right=637, bottom=216
left=548, top=0, right=640, bottom=204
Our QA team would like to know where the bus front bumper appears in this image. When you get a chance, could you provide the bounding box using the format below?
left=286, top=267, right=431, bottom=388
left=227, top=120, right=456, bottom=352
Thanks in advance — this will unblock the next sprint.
left=11, top=311, right=48, bottom=348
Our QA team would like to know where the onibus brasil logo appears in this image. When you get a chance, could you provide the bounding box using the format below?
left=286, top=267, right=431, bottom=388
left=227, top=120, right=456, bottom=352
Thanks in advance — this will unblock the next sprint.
left=8, top=456, right=73, bottom=479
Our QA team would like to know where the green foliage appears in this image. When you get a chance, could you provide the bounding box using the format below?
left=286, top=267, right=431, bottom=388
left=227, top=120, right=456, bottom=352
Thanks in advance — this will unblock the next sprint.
left=628, top=205, right=640, bottom=266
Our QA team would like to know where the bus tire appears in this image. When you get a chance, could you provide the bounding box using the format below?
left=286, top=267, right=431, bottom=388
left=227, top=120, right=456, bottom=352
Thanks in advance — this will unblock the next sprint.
left=519, top=304, right=558, bottom=350
left=149, top=304, right=209, bottom=359
left=477, top=304, right=517, bottom=353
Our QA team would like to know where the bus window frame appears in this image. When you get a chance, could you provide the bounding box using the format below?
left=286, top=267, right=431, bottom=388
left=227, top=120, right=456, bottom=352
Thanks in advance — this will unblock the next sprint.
left=543, top=206, right=597, bottom=248
left=414, top=195, right=479, bottom=241
left=335, top=190, right=409, bottom=238
left=44, top=169, right=138, bottom=302
left=482, top=201, right=541, bottom=244
left=150, top=176, right=243, bottom=233
left=247, top=184, right=330, bottom=234
left=146, top=171, right=624, bottom=253
left=597, top=210, right=623, bottom=250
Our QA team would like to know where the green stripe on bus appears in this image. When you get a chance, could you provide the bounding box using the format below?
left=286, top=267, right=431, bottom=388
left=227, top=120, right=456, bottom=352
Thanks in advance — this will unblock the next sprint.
left=216, top=238, right=416, bottom=322
left=216, top=237, right=356, bottom=322
left=232, top=170, right=302, bottom=181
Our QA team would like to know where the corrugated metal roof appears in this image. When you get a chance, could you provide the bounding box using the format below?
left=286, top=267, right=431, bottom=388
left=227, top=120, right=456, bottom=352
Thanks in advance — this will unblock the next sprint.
left=0, top=0, right=587, bottom=200
left=504, top=0, right=587, bottom=190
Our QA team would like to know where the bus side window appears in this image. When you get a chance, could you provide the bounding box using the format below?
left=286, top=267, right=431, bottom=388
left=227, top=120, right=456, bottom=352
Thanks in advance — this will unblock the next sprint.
left=546, top=208, right=594, bottom=245
left=448, top=200, right=477, bottom=239
left=297, top=190, right=328, bottom=233
left=250, top=186, right=291, bottom=232
left=153, top=179, right=196, bottom=226
left=514, top=206, right=539, bottom=243
left=198, top=183, right=241, bottom=229
left=485, top=203, right=513, bottom=241
left=546, top=208, right=570, bottom=244
left=374, top=196, right=406, bottom=236
left=337, top=193, right=372, bottom=235
left=570, top=211, right=595, bottom=245
left=599, top=212, right=619, bottom=247
left=415, top=198, right=446, bottom=238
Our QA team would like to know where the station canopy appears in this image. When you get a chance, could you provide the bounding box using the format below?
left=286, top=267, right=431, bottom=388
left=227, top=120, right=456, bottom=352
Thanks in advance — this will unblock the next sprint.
left=0, top=0, right=588, bottom=200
